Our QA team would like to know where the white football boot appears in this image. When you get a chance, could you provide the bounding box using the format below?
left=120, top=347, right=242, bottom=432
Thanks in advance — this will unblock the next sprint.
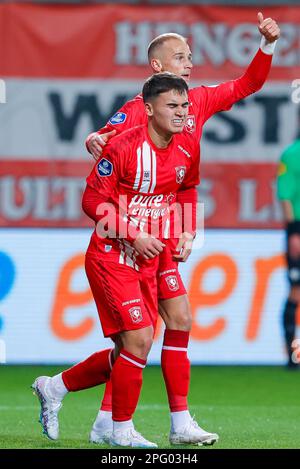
left=170, top=417, right=219, bottom=446
left=31, top=376, right=62, bottom=440
left=110, top=427, right=158, bottom=448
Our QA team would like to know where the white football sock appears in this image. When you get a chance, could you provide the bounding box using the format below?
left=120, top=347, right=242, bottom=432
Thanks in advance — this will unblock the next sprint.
left=98, top=410, right=112, bottom=420
left=94, top=410, right=113, bottom=428
left=171, top=410, right=192, bottom=431
left=48, top=373, right=68, bottom=400
left=113, top=419, right=134, bottom=432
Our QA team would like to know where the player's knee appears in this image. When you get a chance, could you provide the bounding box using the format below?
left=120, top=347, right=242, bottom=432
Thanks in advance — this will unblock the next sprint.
left=133, top=336, right=153, bottom=359
left=123, top=327, right=154, bottom=359
left=170, top=308, right=192, bottom=331
left=160, top=297, right=192, bottom=331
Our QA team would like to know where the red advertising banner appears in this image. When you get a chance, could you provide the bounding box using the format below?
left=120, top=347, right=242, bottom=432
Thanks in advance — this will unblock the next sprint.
left=0, top=161, right=283, bottom=229
left=0, top=3, right=298, bottom=80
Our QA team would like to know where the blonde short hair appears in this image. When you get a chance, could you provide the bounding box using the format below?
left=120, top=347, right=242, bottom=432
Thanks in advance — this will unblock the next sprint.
left=147, top=33, right=188, bottom=63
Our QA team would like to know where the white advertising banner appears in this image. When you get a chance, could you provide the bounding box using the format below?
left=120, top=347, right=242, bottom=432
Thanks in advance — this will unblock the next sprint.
left=0, top=228, right=292, bottom=365
left=0, top=80, right=296, bottom=162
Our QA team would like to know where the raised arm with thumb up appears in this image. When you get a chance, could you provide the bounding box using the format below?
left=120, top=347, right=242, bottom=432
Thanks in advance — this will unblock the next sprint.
left=257, top=11, right=280, bottom=43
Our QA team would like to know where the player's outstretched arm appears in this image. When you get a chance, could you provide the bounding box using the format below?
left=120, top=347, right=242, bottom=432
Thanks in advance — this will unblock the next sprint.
left=196, top=13, right=280, bottom=121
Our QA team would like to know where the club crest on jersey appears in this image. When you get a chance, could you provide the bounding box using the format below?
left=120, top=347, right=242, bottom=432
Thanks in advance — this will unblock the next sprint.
left=109, top=112, right=127, bottom=125
left=185, top=115, right=195, bottom=133
left=129, top=306, right=143, bottom=323
left=175, top=166, right=186, bottom=184
left=97, top=158, right=113, bottom=177
left=166, top=275, right=179, bottom=292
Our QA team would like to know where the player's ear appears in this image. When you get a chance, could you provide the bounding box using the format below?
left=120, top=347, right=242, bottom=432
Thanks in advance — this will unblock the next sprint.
left=144, top=102, right=154, bottom=117
left=150, top=58, right=162, bottom=73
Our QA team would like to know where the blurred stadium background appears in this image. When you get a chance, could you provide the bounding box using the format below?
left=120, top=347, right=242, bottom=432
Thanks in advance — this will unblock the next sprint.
left=1, top=0, right=298, bottom=367
left=0, top=1, right=299, bottom=364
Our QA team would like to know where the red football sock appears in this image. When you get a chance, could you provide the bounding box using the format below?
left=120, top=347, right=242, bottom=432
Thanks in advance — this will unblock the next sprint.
left=100, top=380, right=112, bottom=411
left=111, top=349, right=146, bottom=422
left=62, top=349, right=114, bottom=392
left=161, top=330, right=190, bottom=412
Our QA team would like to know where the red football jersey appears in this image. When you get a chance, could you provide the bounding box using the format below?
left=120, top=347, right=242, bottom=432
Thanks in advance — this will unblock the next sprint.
left=97, top=49, right=272, bottom=145
left=85, top=125, right=199, bottom=270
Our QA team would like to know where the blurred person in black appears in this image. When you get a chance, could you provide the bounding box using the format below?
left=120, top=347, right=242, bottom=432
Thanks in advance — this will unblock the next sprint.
left=277, top=111, right=300, bottom=369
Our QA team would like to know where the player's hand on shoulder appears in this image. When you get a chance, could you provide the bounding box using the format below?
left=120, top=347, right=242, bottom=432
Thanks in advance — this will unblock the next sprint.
left=86, top=130, right=117, bottom=161
left=257, top=11, right=280, bottom=43
left=133, top=232, right=166, bottom=260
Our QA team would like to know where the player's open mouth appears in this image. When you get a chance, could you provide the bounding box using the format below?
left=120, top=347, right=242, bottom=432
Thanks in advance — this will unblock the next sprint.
left=172, top=119, right=185, bottom=126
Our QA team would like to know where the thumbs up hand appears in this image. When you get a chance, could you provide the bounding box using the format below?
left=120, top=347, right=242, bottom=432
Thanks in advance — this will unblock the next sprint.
left=257, top=11, right=280, bottom=43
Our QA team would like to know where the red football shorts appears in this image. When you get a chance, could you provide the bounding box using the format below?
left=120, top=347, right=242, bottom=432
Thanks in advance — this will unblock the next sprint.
left=85, top=254, right=158, bottom=338
left=157, top=238, right=187, bottom=300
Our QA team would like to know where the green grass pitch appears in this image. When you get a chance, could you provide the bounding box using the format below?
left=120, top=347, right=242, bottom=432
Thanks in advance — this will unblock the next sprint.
left=0, top=365, right=300, bottom=449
